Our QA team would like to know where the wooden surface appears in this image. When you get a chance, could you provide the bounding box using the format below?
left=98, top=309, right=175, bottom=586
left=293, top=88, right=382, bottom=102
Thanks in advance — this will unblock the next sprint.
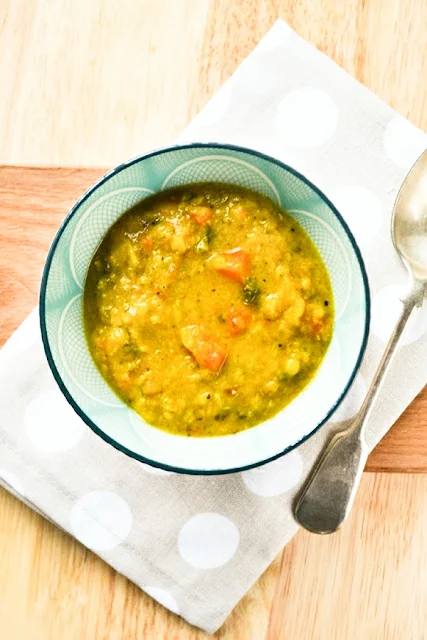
left=1, top=1, right=427, bottom=638
left=1, top=164, right=426, bottom=473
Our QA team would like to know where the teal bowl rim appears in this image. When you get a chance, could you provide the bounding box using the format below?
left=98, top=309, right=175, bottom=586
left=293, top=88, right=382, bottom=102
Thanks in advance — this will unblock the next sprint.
left=39, top=142, right=371, bottom=475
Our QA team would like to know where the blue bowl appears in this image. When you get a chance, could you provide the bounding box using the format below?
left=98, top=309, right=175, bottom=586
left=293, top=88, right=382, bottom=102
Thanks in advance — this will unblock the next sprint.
left=40, top=143, right=370, bottom=474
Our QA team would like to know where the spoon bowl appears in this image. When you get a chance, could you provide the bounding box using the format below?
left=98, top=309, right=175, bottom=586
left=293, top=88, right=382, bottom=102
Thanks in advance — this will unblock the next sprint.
left=393, top=150, right=427, bottom=282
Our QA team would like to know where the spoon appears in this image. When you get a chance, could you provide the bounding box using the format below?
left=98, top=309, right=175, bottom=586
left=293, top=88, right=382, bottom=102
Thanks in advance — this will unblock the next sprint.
left=294, top=150, right=427, bottom=535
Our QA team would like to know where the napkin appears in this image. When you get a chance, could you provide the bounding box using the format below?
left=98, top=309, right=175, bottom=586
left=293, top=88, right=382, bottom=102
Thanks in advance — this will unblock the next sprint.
left=1, top=19, right=427, bottom=634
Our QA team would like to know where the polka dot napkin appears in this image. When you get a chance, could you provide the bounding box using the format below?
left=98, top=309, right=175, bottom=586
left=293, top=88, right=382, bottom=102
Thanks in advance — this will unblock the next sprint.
left=1, top=19, right=426, bottom=634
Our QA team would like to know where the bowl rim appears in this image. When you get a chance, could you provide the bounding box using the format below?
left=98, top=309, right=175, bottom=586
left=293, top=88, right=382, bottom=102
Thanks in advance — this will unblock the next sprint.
left=39, top=142, right=371, bottom=475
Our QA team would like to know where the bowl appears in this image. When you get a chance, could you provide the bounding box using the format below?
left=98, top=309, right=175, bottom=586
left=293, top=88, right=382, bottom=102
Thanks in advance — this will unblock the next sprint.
left=40, top=143, right=370, bottom=474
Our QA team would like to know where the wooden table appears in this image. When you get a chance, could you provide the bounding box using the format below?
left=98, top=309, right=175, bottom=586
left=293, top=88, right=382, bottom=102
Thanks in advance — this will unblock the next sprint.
left=1, top=2, right=426, bottom=638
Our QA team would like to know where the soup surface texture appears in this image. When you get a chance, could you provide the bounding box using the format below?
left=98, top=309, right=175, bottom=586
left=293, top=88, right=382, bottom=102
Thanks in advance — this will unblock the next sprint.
left=84, top=183, right=334, bottom=437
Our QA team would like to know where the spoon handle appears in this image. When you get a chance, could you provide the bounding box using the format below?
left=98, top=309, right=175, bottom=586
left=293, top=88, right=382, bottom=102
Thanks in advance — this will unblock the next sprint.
left=294, top=279, right=425, bottom=535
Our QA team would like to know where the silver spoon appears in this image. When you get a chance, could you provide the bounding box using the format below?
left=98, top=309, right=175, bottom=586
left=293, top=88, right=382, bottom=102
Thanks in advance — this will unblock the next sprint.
left=294, top=150, right=427, bottom=535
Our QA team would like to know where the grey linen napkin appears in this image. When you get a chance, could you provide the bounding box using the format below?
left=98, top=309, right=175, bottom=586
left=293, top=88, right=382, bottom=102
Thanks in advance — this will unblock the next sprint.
left=1, top=19, right=427, bottom=634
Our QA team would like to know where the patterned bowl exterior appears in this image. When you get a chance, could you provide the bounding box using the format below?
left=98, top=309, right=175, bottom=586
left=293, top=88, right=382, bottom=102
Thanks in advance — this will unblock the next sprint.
left=40, top=143, right=370, bottom=474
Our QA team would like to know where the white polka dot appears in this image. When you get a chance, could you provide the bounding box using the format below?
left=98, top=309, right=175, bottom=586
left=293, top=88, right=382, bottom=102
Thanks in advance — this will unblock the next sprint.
left=331, top=186, right=384, bottom=247
left=276, top=88, right=339, bottom=148
left=144, top=586, right=179, bottom=614
left=191, top=84, right=232, bottom=128
left=384, top=116, right=427, bottom=170
left=71, top=491, right=132, bottom=551
left=24, top=389, right=85, bottom=452
left=241, top=451, right=303, bottom=497
left=329, top=374, right=367, bottom=423
left=0, top=469, right=25, bottom=496
left=140, top=463, right=173, bottom=476
left=178, top=513, right=239, bottom=569
left=372, top=285, right=427, bottom=346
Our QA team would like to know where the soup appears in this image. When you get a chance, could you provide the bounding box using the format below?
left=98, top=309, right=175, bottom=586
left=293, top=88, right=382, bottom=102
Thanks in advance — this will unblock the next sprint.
left=84, top=183, right=334, bottom=436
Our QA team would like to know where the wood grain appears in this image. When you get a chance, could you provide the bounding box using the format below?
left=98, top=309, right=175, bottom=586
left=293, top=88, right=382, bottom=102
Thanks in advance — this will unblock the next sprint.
left=366, top=389, right=427, bottom=473
left=267, top=473, right=427, bottom=640
left=1, top=0, right=427, bottom=638
left=0, top=167, right=104, bottom=339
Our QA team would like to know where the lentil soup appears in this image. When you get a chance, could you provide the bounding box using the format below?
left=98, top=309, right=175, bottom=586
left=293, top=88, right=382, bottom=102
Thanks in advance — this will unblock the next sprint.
left=84, top=183, right=334, bottom=436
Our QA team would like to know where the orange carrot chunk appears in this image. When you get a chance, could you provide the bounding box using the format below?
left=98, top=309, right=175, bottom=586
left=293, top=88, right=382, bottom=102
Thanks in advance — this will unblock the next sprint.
left=209, top=249, right=250, bottom=283
left=180, top=325, right=228, bottom=372
left=140, top=236, right=153, bottom=251
left=226, top=307, right=251, bottom=336
left=189, top=206, right=213, bottom=225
